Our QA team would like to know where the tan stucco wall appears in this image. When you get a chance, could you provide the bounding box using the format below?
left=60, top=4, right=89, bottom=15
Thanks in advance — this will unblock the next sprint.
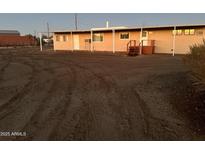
left=53, top=34, right=72, bottom=51
left=79, top=33, right=91, bottom=50
left=175, top=28, right=205, bottom=54
left=92, top=31, right=140, bottom=52
left=53, top=28, right=205, bottom=54
left=92, top=32, right=113, bottom=51
left=149, top=28, right=205, bottom=54
left=148, top=30, right=173, bottom=54
left=115, top=31, right=140, bottom=52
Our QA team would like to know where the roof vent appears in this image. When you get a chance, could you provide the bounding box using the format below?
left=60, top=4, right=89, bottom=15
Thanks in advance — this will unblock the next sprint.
left=106, top=21, right=109, bottom=28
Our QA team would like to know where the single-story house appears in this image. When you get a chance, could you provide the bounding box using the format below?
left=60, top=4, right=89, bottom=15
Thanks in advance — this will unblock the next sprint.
left=53, top=24, right=205, bottom=54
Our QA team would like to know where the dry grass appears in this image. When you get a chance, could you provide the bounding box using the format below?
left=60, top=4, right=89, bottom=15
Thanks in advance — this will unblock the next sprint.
left=185, top=40, right=205, bottom=82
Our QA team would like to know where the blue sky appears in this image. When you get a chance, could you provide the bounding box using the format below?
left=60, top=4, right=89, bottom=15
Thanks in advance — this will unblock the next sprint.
left=1, top=13, right=205, bottom=35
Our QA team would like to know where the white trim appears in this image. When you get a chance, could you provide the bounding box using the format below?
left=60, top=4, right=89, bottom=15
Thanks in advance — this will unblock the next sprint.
left=112, top=29, right=115, bottom=53
left=140, top=27, right=143, bottom=55
left=39, top=32, right=42, bottom=51
left=172, top=26, right=176, bottom=56
left=71, top=31, right=73, bottom=51
left=90, top=30, right=93, bottom=52
left=140, top=30, right=149, bottom=46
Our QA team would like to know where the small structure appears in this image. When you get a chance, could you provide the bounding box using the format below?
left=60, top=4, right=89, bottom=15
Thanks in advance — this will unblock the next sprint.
left=0, top=30, right=20, bottom=36
left=0, top=30, right=37, bottom=47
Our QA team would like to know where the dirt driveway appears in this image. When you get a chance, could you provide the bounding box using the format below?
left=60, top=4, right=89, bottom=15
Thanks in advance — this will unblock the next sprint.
left=0, top=49, right=203, bottom=140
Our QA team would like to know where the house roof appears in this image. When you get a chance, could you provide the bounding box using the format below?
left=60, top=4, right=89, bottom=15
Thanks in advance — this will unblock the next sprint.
left=54, top=24, right=205, bottom=33
left=54, top=29, right=90, bottom=34
left=0, top=30, right=20, bottom=36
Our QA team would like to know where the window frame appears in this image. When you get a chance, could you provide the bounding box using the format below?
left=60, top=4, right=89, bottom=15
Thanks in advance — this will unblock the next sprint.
left=142, top=31, right=148, bottom=37
left=63, top=35, right=66, bottom=42
left=172, top=29, right=182, bottom=35
left=184, top=29, right=190, bottom=35
left=196, top=30, right=203, bottom=35
left=60, top=35, right=64, bottom=42
left=56, top=35, right=60, bottom=42
left=189, top=29, right=195, bottom=35
left=62, top=35, right=69, bottom=42
left=119, top=32, right=130, bottom=40
left=184, top=29, right=195, bottom=35
left=93, top=33, right=104, bottom=42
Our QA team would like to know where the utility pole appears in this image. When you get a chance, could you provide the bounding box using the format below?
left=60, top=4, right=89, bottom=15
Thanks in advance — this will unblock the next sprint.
left=39, top=32, right=43, bottom=51
left=33, top=30, right=36, bottom=37
left=47, top=22, right=50, bottom=38
left=75, top=13, right=78, bottom=30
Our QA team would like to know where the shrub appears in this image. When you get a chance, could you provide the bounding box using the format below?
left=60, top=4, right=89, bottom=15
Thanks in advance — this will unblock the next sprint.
left=190, top=40, right=205, bottom=57
left=186, top=39, right=205, bottom=80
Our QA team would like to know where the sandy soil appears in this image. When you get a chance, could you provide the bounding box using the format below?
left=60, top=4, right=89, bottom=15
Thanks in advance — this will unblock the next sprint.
left=0, top=48, right=204, bottom=141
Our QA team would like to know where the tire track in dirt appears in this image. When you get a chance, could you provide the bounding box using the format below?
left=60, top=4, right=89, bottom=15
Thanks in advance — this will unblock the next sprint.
left=51, top=59, right=147, bottom=140
left=0, top=52, right=193, bottom=140
left=47, top=65, right=79, bottom=140
left=62, top=62, right=118, bottom=140
left=61, top=71, right=103, bottom=140
left=0, top=52, right=12, bottom=82
left=77, top=63, right=147, bottom=139
left=0, top=57, right=37, bottom=120
left=30, top=58, right=107, bottom=140
left=65, top=60, right=185, bottom=140
left=17, top=58, right=77, bottom=140
left=91, top=70, right=185, bottom=140
left=80, top=65, right=150, bottom=140
left=131, top=74, right=193, bottom=140
left=96, top=70, right=191, bottom=140
left=17, top=64, right=57, bottom=139
left=45, top=59, right=96, bottom=140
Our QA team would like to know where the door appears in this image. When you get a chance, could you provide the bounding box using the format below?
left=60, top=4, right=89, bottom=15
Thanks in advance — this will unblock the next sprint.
left=141, top=31, right=149, bottom=46
left=85, top=39, right=91, bottom=50
left=73, top=35, right=80, bottom=50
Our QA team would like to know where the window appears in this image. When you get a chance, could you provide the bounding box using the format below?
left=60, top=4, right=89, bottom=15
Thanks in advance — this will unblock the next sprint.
left=60, top=35, right=64, bottom=42
left=185, top=29, right=195, bottom=35
left=63, top=35, right=68, bottom=42
left=85, top=39, right=91, bottom=43
left=190, top=29, right=195, bottom=35
left=63, top=35, right=66, bottom=41
left=120, top=33, right=129, bottom=40
left=185, top=29, right=190, bottom=35
left=172, top=30, right=182, bottom=35
left=56, top=35, right=60, bottom=41
left=196, top=30, right=203, bottom=35
left=93, top=33, right=103, bottom=42
left=142, top=31, right=147, bottom=37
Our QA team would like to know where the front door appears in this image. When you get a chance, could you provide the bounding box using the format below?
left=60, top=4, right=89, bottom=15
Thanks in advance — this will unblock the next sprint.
left=73, top=35, right=80, bottom=50
left=141, top=31, right=149, bottom=46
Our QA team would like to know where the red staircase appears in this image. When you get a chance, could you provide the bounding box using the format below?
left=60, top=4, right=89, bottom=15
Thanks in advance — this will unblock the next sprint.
left=127, top=40, right=142, bottom=56
left=127, top=40, right=155, bottom=56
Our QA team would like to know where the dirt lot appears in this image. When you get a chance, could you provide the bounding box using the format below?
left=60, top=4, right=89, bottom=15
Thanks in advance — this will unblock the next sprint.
left=0, top=48, right=204, bottom=141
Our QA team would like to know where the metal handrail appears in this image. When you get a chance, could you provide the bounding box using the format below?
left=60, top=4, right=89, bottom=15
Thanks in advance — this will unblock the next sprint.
left=127, top=40, right=137, bottom=51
